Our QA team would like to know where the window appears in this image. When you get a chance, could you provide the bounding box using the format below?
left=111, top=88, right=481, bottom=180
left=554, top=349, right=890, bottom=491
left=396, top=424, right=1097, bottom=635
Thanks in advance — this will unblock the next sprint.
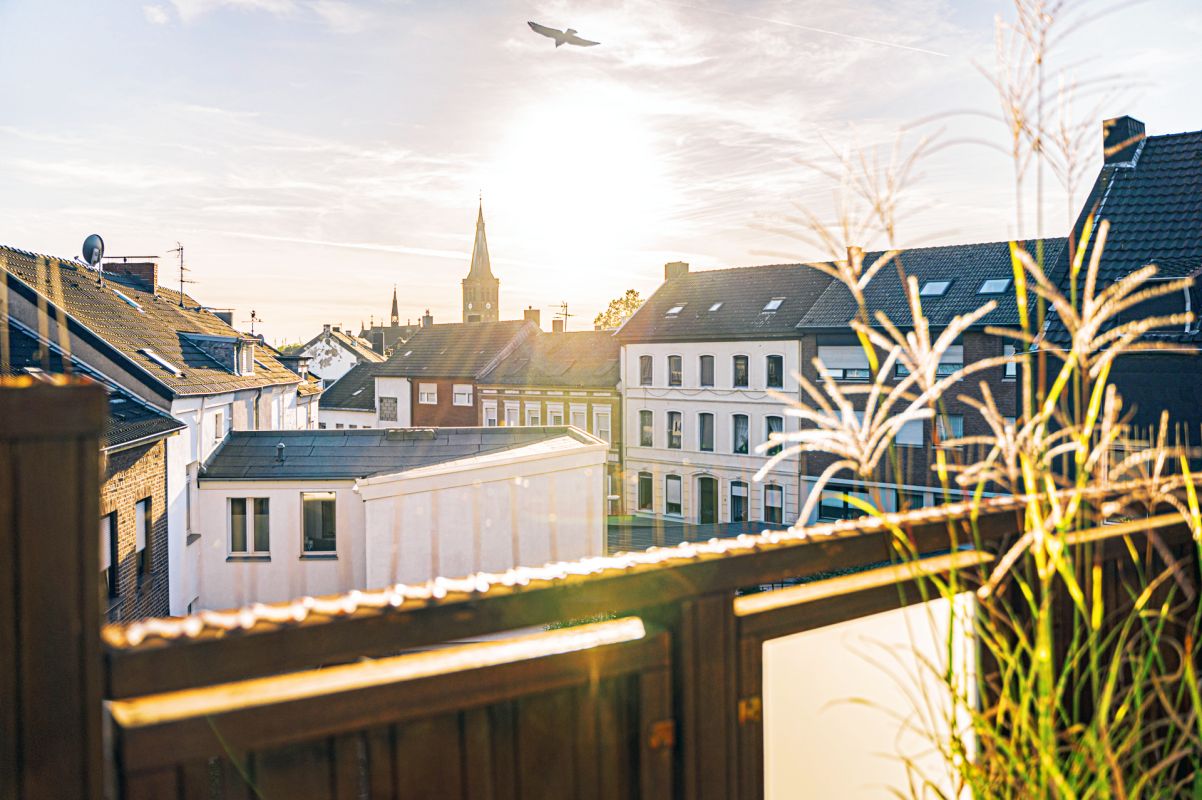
left=764, top=485, right=784, bottom=525
left=100, top=513, right=117, bottom=599
left=763, top=297, right=785, bottom=312
left=213, top=410, right=224, bottom=444
left=896, top=418, right=924, bottom=446
left=1003, top=344, right=1018, bottom=378
left=730, top=481, right=749, bottom=522
left=570, top=405, right=587, bottom=431
left=335, top=423, right=344, bottom=429
left=665, top=475, right=682, bottom=515
left=699, top=355, right=714, bottom=387
left=639, top=410, right=654, bottom=447
left=817, top=345, right=870, bottom=381
left=733, top=355, right=749, bottom=388
left=665, top=304, right=685, bottom=317
left=937, top=414, right=965, bottom=441
left=639, top=355, right=653, bottom=386
left=766, top=355, right=783, bottom=389
left=919, top=280, right=951, bottom=297
left=698, top=412, right=714, bottom=452
left=238, top=342, right=255, bottom=375
left=547, top=405, right=564, bottom=426
left=526, top=406, right=541, bottom=426
left=733, top=414, right=749, bottom=454
left=765, top=415, right=783, bottom=456
left=318, top=422, right=327, bottom=429
left=667, top=411, right=682, bottom=449
left=638, top=472, right=653, bottom=512
left=418, top=383, right=437, bottom=404
left=896, top=344, right=963, bottom=379
left=379, top=396, right=398, bottom=422
left=302, top=492, right=336, bottom=554
left=453, top=384, right=473, bottom=406
left=594, top=409, right=611, bottom=444
left=135, top=498, right=151, bottom=578
left=505, top=403, right=520, bottom=427
left=708, top=302, right=723, bottom=312
left=978, top=278, right=1011, bottom=294
left=230, top=498, right=270, bottom=555
left=818, top=486, right=875, bottom=522
left=668, top=355, right=682, bottom=386
left=483, top=401, right=498, bottom=426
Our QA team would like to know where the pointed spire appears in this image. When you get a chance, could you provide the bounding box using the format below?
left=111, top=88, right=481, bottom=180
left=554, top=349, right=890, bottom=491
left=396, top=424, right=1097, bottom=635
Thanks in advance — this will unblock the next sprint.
left=467, top=196, right=494, bottom=280
left=390, top=284, right=399, bottom=326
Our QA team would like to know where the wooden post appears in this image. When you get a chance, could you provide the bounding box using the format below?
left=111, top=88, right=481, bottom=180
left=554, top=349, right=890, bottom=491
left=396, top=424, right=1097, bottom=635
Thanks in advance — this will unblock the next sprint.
left=0, top=377, right=108, bottom=800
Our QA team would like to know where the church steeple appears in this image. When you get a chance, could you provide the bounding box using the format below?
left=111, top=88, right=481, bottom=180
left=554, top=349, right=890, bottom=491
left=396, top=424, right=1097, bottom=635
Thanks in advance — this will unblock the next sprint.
left=390, top=285, right=399, bottom=326
left=462, top=196, right=500, bottom=323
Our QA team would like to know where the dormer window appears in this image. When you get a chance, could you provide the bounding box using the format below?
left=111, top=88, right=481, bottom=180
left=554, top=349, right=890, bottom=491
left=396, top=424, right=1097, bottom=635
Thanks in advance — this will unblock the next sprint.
left=665, top=304, right=685, bottom=317
left=763, top=297, right=785, bottom=312
left=978, top=278, right=1010, bottom=294
left=919, top=281, right=951, bottom=297
left=236, top=341, right=256, bottom=376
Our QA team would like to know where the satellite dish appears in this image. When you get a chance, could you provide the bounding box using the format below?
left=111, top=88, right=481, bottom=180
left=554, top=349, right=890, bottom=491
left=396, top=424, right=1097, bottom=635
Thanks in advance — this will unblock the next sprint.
left=82, top=234, right=105, bottom=267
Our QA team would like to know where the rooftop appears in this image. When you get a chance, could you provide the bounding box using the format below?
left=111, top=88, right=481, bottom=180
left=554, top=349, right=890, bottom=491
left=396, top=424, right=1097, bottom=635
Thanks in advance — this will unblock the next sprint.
left=318, top=361, right=377, bottom=410
left=375, top=319, right=536, bottom=378
left=616, top=263, right=834, bottom=342
left=480, top=330, right=619, bottom=388
left=201, top=426, right=603, bottom=481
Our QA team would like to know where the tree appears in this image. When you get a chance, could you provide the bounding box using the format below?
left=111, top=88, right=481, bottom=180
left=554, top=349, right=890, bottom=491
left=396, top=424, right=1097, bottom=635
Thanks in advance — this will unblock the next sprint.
left=593, top=289, right=643, bottom=330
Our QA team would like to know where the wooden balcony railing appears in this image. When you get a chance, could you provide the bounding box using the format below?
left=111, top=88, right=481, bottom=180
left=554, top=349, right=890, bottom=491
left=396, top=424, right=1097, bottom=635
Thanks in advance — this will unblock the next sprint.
left=3, top=380, right=1194, bottom=799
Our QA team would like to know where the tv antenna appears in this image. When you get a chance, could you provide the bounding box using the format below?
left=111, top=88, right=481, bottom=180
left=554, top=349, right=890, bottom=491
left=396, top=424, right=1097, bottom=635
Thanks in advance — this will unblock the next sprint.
left=167, top=242, right=196, bottom=308
left=242, top=309, right=264, bottom=336
left=548, top=301, right=573, bottom=330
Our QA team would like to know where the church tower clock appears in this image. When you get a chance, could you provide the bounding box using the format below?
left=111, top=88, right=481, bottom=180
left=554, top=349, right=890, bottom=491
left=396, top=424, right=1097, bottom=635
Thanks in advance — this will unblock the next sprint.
left=462, top=199, right=500, bottom=323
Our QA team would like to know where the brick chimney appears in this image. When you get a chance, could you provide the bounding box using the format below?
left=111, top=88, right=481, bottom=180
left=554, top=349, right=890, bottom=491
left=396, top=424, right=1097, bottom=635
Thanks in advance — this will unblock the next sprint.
left=421, top=309, right=434, bottom=328
left=322, top=323, right=332, bottom=334
left=552, top=318, right=565, bottom=334
left=664, top=261, right=689, bottom=281
left=523, top=306, right=541, bottom=328
left=104, top=261, right=157, bottom=293
left=1103, top=115, right=1146, bottom=165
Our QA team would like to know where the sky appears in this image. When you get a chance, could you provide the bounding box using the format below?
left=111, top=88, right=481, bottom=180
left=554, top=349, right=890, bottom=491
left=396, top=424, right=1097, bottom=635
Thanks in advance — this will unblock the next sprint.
left=1, top=0, right=1200, bottom=344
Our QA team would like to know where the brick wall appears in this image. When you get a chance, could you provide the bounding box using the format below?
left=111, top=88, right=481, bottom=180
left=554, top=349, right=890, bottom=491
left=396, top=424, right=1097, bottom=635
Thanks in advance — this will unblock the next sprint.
left=409, top=378, right=478, bottom=426
left=100, top=439, right=170, bottom=622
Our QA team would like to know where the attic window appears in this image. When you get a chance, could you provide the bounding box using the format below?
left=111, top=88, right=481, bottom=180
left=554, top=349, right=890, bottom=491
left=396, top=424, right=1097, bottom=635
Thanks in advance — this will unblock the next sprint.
left=978, top=278, right=1011, bottom=294
left=763, top=297, right=785, bottom=312
left=708, top=302, right=723, bottom=312
left=665, top=304, right=685, bottom=317
left=140, top=348, right=182, bottom=377
left=919, top=280, right=951, bottom=297
left=111, top=287, right=144, bottom=313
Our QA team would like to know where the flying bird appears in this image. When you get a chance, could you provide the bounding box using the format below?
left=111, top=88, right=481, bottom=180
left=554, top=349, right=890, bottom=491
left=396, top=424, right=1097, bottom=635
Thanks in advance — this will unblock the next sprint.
left=527, top=21, right=600, bottom=48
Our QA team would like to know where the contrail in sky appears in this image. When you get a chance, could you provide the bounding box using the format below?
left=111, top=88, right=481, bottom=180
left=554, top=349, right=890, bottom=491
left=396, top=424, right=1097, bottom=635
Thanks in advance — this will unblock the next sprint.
left=663, top=2, right=950, bottom=58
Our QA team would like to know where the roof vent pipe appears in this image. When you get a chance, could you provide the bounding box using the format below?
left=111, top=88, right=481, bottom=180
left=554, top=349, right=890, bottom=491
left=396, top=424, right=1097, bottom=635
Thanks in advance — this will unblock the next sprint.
left=276, top=442, right=286, bottom=462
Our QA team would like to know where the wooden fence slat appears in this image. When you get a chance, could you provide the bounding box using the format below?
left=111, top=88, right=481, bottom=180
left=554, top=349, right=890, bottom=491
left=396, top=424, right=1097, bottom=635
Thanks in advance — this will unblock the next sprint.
left=254, top=739, right=335, bottom=800
left=366, top=727, right=395, bottom=800
left=573, top=683, right=601, bottom=800
left=332, top=734, right=364, bottom=800
left=517, top=690, right=576, bottom=799
left=595, top=679, right=632, bottom=800
left=178, top=760, right=213, bottom=800
left=462, top=707, right=496, bottom=800
left=638, top=667, right=674, bottom=800
left=123, top=768, right=180, bottom=800
left=487, top=702, right=518, bottom=800
left=393, top=715, right=463, bottom=800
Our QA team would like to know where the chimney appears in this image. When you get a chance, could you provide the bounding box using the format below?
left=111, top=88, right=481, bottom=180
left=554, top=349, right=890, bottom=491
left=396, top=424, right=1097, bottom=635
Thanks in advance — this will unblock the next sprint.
left=1103, top=115, right=1146, bottom=165
left=104, top=261, right=158, bottom=293
left=523, top=306, right=541, bottom=328
left=213, top=310, right=234, bottom=326
left=552, top=318, right=565, bottom=334
left=664, top=261, right=689, bottom=281
left=422, top=309, right=434, bottom=328
left=322, top=323, right=332, bottom=334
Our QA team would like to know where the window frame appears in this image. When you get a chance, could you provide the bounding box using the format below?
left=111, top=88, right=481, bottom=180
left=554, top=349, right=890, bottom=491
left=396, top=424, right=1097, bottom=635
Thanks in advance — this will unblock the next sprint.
left=639, top=409, right=654, bottom=447
left=919, top=280, right=952, bottom=297
left=417, top=383, right=438, bottom=405
left=668, top=355, right=683, bottom=387
left=100, top=512, right=118, bottom=599
left=765, top=415, right=783, bottom=457
left=667, top=411, right=682, bottom=450
left=637, top=472, right=653, bottom=512
left=732, top=354, right=749, bottom=388
left=730, top=480, right=749, bottom=523
left=135, top=497, right=152, bottom=579
left=665, top=474, right=683, bottom=516
left=732, top=413, right=749, bottom=455
left=937, top=413, right=965, bottom=442
left=764, top=484, right=784, bottom=525
left=698, top=412, right=714, bottom=452
left=639, top=355, right=653, bottom=386
left=229, top=497, right=271, bottom=557
left=483, top=401, right=498, bottom=427
left=766, top=354, right=784, bottom=389
left=1003, top=344, right=1018, bottom=379
left=300, top=491, right=337, bottom=557
left=505, top=402, right=520, bottom=427
left=526, top=405, right=541, bottom=426
left=593, top=408, right=612, bottom=444
left=452, top=384, right=474, bottom=407
left=699, top=354, right=715, bottom=388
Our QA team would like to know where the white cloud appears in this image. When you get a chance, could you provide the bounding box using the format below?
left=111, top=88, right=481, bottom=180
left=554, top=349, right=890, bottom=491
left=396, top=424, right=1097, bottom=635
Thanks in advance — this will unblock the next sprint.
left=142, top=4, right=170, bottom=25
left=169, top=0, right=299, bottom=25
left=308, top=0, right=372, bottom=34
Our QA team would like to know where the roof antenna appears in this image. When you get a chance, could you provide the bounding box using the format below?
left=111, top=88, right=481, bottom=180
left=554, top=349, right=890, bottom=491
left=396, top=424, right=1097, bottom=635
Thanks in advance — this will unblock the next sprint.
left=167, top=242, right=195, bottom=308
left=548, top=301, right=573, bottom=329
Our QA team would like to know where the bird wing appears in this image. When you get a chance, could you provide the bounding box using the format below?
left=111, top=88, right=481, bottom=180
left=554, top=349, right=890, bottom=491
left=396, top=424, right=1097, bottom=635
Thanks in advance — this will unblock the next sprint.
left=527, top=21, right=562, bottom=39
left=565, top=33, right=600, bottom=46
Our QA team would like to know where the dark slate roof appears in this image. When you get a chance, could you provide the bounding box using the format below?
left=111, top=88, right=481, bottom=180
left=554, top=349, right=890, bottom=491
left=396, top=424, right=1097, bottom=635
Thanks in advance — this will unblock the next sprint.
left=319, top=362, right=376, bottom=410
left=480, top=331, right=619, bottom=388
left=1048, top=127, right=1202, bottom=343
left=797, top=239, right=1067, bottom=330
left=201, top=427, right=596, bottom=481
left=1, top=246, right=299, bottom=396
left=615, top=264, right=834, bottom=343
left=375, top=320, right=536, bottom=378
left=4, top=321, right=185, bottom=451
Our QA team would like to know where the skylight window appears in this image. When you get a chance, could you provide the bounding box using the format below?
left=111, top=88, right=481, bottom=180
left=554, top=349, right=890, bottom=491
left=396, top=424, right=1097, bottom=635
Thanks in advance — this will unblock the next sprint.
left=708, top=302, right=723, bottom=312
left=978, top=278, right=1011, bottom=294
left=352, top=388, right=364, bottom=396
left=919, top=281, right=952, bottom=297
left=665, top=304, right=685, bottom=317
left=139, top=348, right=182, bottom=377
left=763, top=298, right=785, bottom=312
left=111, top=287, right=144, bottom=313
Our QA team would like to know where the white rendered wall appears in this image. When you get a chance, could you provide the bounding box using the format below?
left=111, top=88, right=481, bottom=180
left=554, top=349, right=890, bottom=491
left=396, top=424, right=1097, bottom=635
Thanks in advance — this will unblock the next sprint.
left=195, top=480, right=365, bottom=610
left=763, top=595, right=974, bottom=798
left=302, top=335, right=363, bottom=383
left=319, top=408, right=377, bottom=429
left=374, top=377, right=412, bottom=426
